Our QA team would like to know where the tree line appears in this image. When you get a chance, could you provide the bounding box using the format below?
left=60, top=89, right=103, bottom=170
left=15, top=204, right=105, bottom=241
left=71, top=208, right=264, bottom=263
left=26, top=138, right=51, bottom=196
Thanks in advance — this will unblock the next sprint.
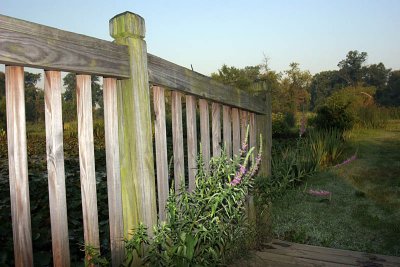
left=211, top=50, right=400, bottom=113
left=0, top=50, right=399, bottom=130
left=0, top=73, right=103, bottom=129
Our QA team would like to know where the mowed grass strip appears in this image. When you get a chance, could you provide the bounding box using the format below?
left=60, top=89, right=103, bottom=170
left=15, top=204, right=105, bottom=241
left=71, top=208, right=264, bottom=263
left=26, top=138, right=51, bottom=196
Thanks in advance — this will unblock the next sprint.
left=271, top=120, right=400, bottom=256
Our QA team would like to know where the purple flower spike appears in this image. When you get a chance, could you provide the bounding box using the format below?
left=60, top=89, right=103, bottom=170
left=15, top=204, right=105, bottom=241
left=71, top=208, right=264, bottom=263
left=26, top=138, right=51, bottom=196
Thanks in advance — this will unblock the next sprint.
left=230, top=164, right=247, bottom=186
left=240, top=141, right=249, bottom=157
left=250, top=154, right=262, bottom=177
left=308, top=189, right=331, bottom=196
left=334, top=154, right=357, bottom=168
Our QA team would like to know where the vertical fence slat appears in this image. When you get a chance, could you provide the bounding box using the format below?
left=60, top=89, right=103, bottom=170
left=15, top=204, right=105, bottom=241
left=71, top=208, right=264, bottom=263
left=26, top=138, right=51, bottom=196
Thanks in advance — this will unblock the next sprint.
left=240, top=110, right=248, bottom=145
left=44, top=70, right=70, bottom=266
left=199, top=99, right=210, bottom=171
left=5, top=66, right=33, bottom=266
left=76, top=74, right=100, bottom=251
left=255, top=86, right=272, bottom=177
left=172, top=91, right=185, bottom=191
left=249, top=112, right=256, bottom=153
left=232, top=108, right=240, bottom=156
left=212, top=103, right=221, bottom=157
left=248, top=112, right=257, bottom=224
left=103, top=78, right=124, bottom=266
left=153, top=86, right=169, bottom=220
left=223, top=106, right=232, bottom=158
left=186, top=95, right=197, bottom=191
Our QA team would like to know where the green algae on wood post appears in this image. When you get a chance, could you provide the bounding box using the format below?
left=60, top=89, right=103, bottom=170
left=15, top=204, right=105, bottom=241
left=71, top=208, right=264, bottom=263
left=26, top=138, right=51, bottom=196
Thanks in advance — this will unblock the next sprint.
left=109, top=11, right=157, bottom=237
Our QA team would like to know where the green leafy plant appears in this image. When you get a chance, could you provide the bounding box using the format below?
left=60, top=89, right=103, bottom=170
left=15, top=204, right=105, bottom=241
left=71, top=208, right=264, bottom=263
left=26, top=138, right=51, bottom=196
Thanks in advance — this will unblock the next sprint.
left=84, top=245, right=109, bottom=267
left=84, top=129, right=262, bottom=266
left=314, top=104, right=355, bottom=132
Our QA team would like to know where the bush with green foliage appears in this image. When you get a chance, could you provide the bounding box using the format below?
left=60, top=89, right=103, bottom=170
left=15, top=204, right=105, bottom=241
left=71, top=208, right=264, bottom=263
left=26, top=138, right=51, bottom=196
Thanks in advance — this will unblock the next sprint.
left=313, top=86, right=396, bottom=131
left=272, top=112, right=296, bottom=137
left=314, top=104, right=355, bottom=132
left=87, top=132, right=262, bottom=267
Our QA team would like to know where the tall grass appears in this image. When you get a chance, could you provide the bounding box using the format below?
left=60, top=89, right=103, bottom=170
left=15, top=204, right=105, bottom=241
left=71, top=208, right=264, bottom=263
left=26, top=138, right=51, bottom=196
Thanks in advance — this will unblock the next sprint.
left=265, top=129, right=345, bottom=199
left=356, top=106, right=400, bottom=129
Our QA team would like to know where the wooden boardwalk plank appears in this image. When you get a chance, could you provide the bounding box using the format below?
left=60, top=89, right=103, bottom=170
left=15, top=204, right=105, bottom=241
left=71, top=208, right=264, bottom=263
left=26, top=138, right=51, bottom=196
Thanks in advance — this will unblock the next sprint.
left=230, top=239, right=400, bottom=267
left=269, top=240, right=400, bottom=266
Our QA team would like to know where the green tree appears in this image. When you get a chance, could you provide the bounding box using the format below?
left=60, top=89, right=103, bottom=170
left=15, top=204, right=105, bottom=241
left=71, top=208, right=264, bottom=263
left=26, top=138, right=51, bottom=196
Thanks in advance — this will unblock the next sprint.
left=211, top=64, right=261, bottom=91
left=24, top=72, right=44, bottom=123
left=281, top=62, right=312, bottom=112
left=338, top=50, right=368, bottom=87
left=362, top=63, right=391, bottom=90
left=62, top=73, right=103, bottom=122
left=377, top=70, right=400, bottom=106
left=0, top=71, right=45, bottom=126
left=310, top=70, right=346, bottom=109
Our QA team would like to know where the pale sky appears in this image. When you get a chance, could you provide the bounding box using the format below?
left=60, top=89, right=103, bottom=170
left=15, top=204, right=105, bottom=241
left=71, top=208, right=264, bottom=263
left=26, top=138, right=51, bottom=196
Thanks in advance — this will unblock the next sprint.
left=1, top=0, right=399, bottom=76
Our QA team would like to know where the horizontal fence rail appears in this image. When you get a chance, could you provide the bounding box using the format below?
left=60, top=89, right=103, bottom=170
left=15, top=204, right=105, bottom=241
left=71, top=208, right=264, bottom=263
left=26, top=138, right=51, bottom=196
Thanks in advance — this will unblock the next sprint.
left=0, top=13, right=266, bottom=114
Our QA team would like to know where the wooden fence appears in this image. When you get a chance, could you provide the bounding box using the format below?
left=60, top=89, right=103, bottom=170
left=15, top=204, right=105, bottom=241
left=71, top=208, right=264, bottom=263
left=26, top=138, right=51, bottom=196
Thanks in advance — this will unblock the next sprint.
left=0, top=11, right=272, bottom=266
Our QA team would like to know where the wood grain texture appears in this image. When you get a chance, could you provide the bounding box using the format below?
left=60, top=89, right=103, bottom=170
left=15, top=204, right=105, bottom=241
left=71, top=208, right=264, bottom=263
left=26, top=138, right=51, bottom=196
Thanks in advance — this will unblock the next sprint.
left=249, top=112, right=256, bottom=153
left=5, top=66, right=33, bottom=267
left=171, top=91, right=185, bottom=192
left=240, top=110, right=248, bottom=146
left=147, top=53, right=266, bottom=114
left=231, top=108, right=241, bottom=156
left=212, top=103, right=221, bottom=157
left=222, top=106, right=232, bottom=158
left=231, top=239, right=400, bottom=267
left=0, top=14, right=129, bottom=78
left=103, top=78, right=124, bottom=266
left=76, top=75, right=100, bottom=250
left=256, top=89, right=272, bottom=177
left=110, top=12, right=157, bottom=237
left=186, top=95, right=197, bottom=192
left=247, top=112, right=257, bottom=225
left=44, top=70, right=70, bottom=266
left=199, top=99, right=210, bottom=172
left=0, top=14, right=266, bottom=114
left=153, top=86, right=169, bottom=221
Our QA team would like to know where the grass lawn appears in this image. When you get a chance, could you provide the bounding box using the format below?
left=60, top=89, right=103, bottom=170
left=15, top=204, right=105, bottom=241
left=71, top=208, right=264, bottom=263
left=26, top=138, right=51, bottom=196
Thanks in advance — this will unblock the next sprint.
left=270, top=120, right=400, bottom=256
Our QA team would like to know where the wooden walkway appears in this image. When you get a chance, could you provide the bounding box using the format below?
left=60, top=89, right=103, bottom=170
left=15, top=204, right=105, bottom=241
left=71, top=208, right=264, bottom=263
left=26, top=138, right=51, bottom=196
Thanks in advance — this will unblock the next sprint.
left=231, top=240, right=400, bottom=267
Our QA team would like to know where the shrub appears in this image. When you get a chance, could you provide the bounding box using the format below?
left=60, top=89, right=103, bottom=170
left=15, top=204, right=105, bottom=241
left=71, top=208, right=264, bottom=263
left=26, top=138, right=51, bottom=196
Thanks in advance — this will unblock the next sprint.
left=87, top=131, right=262, bottom=267
left=272, top=112, right=292, bottom=137
left=314, top=104, right=355, bottom=132
left=284, top=112, right=296, bottom=128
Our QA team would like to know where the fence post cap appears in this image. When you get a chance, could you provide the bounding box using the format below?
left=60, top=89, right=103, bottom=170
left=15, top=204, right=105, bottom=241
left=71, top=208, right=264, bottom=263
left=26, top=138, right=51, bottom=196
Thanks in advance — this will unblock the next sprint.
left=109, top=11, right=145, bottom=39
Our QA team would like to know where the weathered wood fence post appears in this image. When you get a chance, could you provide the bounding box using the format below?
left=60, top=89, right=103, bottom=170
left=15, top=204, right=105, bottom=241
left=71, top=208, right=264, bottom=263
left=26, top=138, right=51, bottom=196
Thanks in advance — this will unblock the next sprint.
left=109, top=12, right=157, bottom=237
